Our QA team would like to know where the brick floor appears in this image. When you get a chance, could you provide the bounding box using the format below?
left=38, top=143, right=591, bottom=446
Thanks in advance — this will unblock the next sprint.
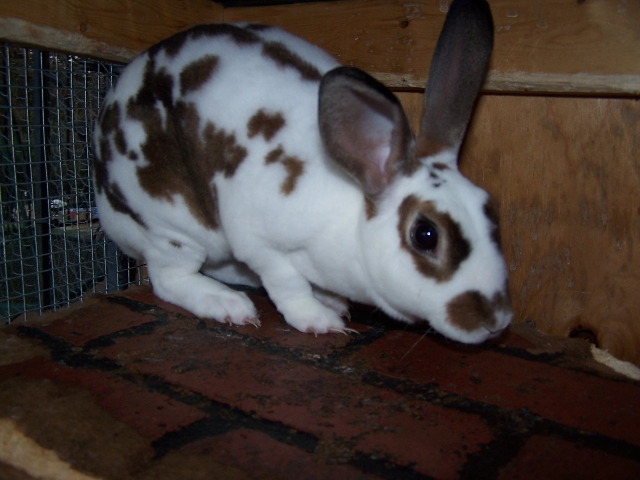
left=0, top=285, right=639, bottom=480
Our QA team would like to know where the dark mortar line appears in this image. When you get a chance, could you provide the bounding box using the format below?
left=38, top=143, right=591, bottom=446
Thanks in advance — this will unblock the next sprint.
left=104, top=294, right=165, bottom=313
left=349, top=451, right=437, bottom=480
left=16, top=326, right=76, bottom=359
left=81, top=314, right=171, bottom=350
left=457, top=432, right=530, bottom=480
left=129, top=370, right=443, bottom=478
left=151, top=405, right=319, bottom=460
left=15, top=326, right=121, bottom=372
left=129, top=371, right=320, bottom=458
left=362, top=370, right=640, bottom=473
left=151, top=415, right=238, bottom=458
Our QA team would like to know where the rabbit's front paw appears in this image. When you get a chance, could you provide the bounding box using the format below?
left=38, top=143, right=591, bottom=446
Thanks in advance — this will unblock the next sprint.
left=151, top=271, right=260, bottom=328
left=199, top=289, right=260, bottom=327
left=312, top=289, right=350, bottom=319
left=281, top=297, right=346, bottom=335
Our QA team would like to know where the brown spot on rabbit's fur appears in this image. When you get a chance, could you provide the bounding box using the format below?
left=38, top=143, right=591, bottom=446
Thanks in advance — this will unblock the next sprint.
left=262, top=41, right=322, bottom=82
left=247, top=110, right=285, bottom=141
left=96, top=103, right=127, bottom=164
left=446, top=290, right=503, bottom=332
left=265, top=145, right=284, bottom=164
left=94, top=103, right=146, bottom=228
left=264, top=145, right=305, bottom=195
left=124, top=58, right=247, bottom=230
left=150, top=24, right=260, bottom=59
left=169, top=240, right=182, bottom=248
left=105, top=182, right=147, bottom=227
left=397, top=195, right=471, bottom=282
left=281, top=157, right=304, bottom=195
left=180, top=55, right=219, bottom=96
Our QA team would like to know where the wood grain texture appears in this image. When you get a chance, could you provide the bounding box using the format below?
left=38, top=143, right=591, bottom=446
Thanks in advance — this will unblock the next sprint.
left=224, top=0, right=640, bottom=95
left=0, top=0, right=638, bottom=94
left=398, top=92, right=640, bottom=365
left=0, top=0, right=223, bottom=62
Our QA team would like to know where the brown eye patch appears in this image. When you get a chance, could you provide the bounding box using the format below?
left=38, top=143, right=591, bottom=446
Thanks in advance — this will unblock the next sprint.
left=397, top=195, right=471, bottom=282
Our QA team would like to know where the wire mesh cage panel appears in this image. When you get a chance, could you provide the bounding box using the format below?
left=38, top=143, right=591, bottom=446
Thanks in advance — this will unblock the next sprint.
left=0, top=44, right=145, bottom=323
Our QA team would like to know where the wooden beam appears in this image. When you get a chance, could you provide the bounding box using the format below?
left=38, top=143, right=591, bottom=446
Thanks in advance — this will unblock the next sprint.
left=224, top=0, right=640, bottom=96
left=0, top=0, right=638, bottom=94
left=0, top=0, right=224, bottom=63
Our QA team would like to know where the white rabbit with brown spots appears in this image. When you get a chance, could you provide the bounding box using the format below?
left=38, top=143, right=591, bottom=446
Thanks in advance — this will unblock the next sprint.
left=93, top=0, right=511, bottom=343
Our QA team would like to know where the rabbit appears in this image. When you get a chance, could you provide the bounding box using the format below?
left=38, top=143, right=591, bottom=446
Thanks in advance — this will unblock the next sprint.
left=93, top=0, right=511, bottom=344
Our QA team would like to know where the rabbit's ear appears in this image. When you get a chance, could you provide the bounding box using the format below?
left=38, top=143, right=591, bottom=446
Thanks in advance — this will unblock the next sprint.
left=319, top=67, right=414, bottom=198
left=417, top=0, right=494, bottom=159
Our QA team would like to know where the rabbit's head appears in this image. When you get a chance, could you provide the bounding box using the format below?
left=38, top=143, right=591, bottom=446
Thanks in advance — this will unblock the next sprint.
left=319, top=0, right=511, bottom=343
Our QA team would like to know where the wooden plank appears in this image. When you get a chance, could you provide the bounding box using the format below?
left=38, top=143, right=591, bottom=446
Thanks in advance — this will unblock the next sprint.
left=397, top=92, right=640, bottom=365
left=225, top=0, right=640, bottom=95
left=0, top=0, right=224, bottom=63
left=0, top=0, right=638, bottom=94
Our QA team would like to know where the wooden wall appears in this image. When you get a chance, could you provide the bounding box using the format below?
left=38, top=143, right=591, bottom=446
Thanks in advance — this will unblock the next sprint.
left=1, top=0, right=639, bottom=363
left=2, top=0, right=639, bottom=95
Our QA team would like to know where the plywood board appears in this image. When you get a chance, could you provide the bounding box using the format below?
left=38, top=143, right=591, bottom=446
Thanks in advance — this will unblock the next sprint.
left=224, top=0, right=640, bottom=95
left=397, top=92, right=640, bottom=365
left=0, top=0, right=223, bottom=62
left=0, top=0, right=639, bottom=94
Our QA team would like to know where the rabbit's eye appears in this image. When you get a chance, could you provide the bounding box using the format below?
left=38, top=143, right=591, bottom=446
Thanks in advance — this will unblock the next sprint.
left=411, top=218, right=439, bottom=253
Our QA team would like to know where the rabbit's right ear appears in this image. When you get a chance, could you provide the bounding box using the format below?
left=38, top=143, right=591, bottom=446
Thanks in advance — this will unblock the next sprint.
left=417, top=0, right=494, bottom=159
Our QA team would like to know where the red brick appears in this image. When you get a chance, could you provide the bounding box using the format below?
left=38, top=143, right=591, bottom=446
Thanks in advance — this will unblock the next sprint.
left=0, top=357, right=205, bottom=439
left=180, top=429, right=380, bottom=480
left=37, top=300, right=158, bottom=347
left=100, top=328, right=492, bottom=479
left=349, top=330, right=640, bottom=446
left=498, top=435, right=640, bottom=480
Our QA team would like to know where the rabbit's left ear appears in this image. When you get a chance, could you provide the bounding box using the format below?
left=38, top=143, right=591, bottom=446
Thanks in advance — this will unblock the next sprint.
left=318, top=66, right=415, bottom=198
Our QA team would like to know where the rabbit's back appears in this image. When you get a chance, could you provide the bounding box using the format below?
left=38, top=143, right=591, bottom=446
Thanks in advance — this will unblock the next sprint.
left=93, top=24, right=343, bottom=262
